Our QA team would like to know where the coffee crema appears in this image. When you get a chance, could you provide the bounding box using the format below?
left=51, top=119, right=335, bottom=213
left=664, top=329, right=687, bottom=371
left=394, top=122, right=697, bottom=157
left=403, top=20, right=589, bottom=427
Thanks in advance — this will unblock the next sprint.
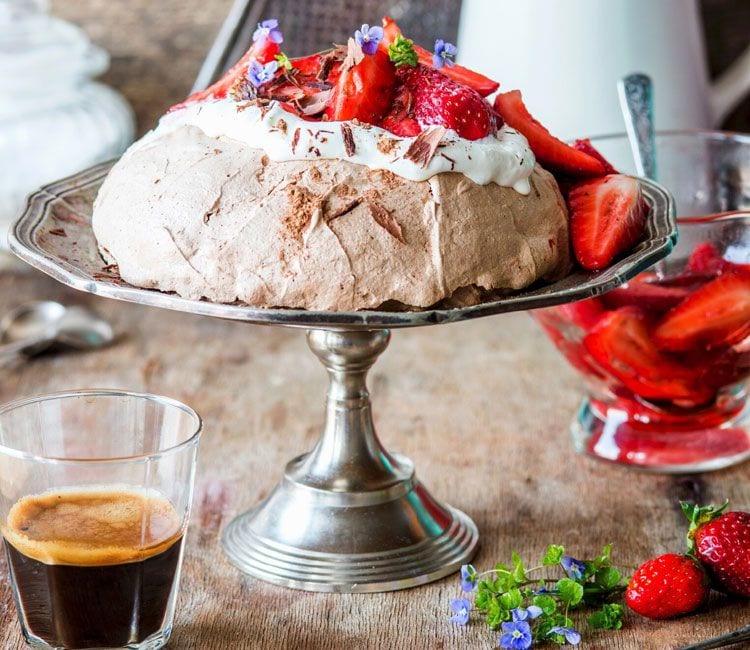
left=2, top=487, right=184, bottom=648
left=3, top=487, right=182, bottom=566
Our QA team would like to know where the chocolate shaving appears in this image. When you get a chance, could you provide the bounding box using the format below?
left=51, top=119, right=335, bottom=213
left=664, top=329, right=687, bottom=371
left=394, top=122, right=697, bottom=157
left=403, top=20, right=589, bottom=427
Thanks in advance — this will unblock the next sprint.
left=101, top=263, right=119, bottom=274
left=439, top=152, right=456, bottom=170
left=404, top=126, right=447, bottom=168
left=296, top=89, right=332, bottom=115
left=366, top=197, right=405, bottom=243
left=317, top=48, right=344, bottom=81
left=305, top=80, right=332, bottom=91
left=341, top=37, right=365, bottom=72
left=341, top=124, right=355, bottom=156
left=49, top=228, right=67, bottom=237
left=291, top=127, right=301, bottom=154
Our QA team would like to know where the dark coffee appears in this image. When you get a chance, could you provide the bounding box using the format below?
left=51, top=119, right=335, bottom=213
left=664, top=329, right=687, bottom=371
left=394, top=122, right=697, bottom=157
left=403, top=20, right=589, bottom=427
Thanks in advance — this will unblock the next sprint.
left=2, top=488, right=183, bottom=648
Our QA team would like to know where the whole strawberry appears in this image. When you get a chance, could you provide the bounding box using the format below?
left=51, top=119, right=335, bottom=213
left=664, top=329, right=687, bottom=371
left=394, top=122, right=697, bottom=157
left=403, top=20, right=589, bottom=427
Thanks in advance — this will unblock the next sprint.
left=683, top=501, right=750, bottom=597
left=625, top=553, right=709, bottom=619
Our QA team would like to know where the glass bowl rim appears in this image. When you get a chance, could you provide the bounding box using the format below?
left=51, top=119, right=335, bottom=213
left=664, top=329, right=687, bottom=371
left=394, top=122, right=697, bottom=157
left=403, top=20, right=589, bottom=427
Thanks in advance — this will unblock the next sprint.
left=0, top=388, right=202, bottom=465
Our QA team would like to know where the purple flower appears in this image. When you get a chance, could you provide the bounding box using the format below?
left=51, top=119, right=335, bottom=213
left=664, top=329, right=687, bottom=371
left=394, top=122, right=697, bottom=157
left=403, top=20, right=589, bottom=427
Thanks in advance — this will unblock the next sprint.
left=253, top=19, right=284, bottom=44
left=547, top=626, right=581, bottom=646
left=511, top=606, right=543, bottom=622
left=498, top=620, right=532, bottom=649
left=247, top=60, right=278, bottom=88
left=560, top=556, right=586, bottom=580
left=354, top=23, right=384, bottom=55
left=460, top=564, right=477, bottom=592
left=433, top=39, right=457, bottom=69
left=449, top=597, right=471, bottom=626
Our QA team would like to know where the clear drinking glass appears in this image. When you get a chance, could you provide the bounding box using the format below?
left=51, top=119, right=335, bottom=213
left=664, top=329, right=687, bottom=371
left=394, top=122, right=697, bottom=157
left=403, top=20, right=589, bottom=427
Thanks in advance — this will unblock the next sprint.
left=0, top=390, right=202, bottom=649
left=534, top=130, right=750, bottom=472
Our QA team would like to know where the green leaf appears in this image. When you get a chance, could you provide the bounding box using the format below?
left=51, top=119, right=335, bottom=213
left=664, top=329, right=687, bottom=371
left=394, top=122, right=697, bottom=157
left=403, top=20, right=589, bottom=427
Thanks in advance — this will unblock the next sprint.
left=387, top=35, right=418, bottom=67
left=486, top=597, right=503, bottom=629
left=512, top=551, right=526, bottom=582
left=475, top=589, right=492, bottom=611
left=556, top=578, right=584, bottom=606
left=595, top=567, right=622, bottom=589
left=532, top=594, right=557, bottom=615
left=542, top=544, right=565, bottom=566
left=588, top=603, right=625, bottom=630
left=499, top=587, right=523, bottom=610
left=274, top=53, right=293, bottom=71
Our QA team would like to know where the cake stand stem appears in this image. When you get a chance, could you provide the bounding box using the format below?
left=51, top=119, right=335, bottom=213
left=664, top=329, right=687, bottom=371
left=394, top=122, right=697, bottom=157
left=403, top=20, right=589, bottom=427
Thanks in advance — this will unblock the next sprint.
left=221, top=328, right=479, bottom=593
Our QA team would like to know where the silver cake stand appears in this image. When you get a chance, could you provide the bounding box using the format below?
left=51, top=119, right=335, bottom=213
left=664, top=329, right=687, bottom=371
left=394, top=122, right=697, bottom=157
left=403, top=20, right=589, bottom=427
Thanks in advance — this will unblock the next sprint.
left=10, top=161, right=676, bottom=593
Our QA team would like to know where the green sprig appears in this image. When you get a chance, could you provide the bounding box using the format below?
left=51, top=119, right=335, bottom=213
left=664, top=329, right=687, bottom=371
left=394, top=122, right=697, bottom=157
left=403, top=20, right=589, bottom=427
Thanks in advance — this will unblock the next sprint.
left=275, top=52, right=293, bottom=71
left=387, top=35, right=418, bottom=67
left=458, top=544, right=629, bottom=646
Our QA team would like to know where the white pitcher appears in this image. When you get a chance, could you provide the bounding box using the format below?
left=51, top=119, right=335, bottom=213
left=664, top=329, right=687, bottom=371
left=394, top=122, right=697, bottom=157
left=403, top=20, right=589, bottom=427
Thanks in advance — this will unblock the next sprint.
left=457, top=0, right=750, bottom=140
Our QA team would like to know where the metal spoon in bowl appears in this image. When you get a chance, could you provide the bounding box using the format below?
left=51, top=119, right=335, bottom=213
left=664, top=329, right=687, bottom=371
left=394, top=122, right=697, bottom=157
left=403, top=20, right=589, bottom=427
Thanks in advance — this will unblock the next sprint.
left=0, top=300, right=114, bottom=363
left=618, top=72, right=657, bottom=180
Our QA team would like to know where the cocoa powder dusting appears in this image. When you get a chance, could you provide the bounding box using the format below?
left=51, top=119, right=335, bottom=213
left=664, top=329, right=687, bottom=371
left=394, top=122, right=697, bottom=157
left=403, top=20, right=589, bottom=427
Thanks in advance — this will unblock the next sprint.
left=282, top=184, right=320, bottom=242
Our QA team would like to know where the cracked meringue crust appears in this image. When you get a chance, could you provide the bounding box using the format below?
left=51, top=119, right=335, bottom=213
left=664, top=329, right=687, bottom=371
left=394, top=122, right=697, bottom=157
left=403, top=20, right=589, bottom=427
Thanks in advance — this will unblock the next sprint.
left=93, top=124, right=571, bottom=311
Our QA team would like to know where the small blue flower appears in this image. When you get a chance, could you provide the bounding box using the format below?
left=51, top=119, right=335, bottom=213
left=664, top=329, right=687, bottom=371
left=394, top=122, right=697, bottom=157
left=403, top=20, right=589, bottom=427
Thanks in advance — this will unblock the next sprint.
left=247, top=60, right=278, bottom=88
left=460, top=564, right=477, bottom=592
left=354, top=23, right=384, bottom=55
left=547, top=626, right=581, bottom=646
left=560, top=556, right=586, bottom=581
left=253, top=18, right=284, bottom=44
left=511, top=606, right=543, bottom=622
left=433, top=38, right=457, bottom=69
left=449, top=597, right=471, bottom=626
left=533, top=586, right=548, bottom=595
left=498, top=620, right=532, bottom=649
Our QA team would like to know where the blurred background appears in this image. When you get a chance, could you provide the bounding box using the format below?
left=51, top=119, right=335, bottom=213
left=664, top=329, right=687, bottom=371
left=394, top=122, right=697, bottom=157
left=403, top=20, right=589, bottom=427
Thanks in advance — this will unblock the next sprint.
left=51, top=0, right=750, bottom=135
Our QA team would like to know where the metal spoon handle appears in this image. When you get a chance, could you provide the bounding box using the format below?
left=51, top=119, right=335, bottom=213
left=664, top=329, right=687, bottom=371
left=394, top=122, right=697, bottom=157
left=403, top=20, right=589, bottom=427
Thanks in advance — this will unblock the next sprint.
left=618, top=72, right=657, bottom=180
left=678, top=624, right=750, bottom=650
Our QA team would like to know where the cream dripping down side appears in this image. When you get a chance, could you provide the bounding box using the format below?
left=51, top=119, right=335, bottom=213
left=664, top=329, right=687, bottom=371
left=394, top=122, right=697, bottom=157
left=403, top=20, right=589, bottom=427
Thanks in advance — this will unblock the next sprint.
left=130, top=99, right=536, bottom=194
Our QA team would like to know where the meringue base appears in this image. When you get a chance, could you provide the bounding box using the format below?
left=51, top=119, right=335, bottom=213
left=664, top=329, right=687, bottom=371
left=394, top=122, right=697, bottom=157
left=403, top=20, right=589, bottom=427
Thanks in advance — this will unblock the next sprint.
left=93, top=125, right=570, bottom=311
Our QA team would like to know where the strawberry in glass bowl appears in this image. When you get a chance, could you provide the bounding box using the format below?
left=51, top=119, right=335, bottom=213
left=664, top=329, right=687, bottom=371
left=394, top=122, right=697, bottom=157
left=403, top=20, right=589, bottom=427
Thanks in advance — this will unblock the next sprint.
left=534, top=131, right=750, bottom=472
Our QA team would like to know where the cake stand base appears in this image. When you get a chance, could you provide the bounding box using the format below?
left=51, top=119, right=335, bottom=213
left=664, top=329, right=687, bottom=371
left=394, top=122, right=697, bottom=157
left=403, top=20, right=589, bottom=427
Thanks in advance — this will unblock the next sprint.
left=221, top=328, right=479, bottom=592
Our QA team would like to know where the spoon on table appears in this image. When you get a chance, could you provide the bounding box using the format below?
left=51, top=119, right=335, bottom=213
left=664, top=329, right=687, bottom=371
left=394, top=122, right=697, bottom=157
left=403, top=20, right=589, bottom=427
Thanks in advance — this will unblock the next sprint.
left=618, top=72, right=657, bottom=180
left=0, top=301, right=114, bottom=363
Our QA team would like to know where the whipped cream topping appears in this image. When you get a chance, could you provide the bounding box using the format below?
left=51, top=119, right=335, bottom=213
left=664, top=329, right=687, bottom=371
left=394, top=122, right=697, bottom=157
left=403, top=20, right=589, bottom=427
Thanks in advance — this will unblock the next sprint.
left=133, top=99, right=536, bottom=194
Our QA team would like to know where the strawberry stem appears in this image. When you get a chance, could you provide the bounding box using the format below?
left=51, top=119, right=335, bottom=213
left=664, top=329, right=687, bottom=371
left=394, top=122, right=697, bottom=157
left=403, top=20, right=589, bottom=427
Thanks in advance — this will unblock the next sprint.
left=681, top=500, right=730, bottom=555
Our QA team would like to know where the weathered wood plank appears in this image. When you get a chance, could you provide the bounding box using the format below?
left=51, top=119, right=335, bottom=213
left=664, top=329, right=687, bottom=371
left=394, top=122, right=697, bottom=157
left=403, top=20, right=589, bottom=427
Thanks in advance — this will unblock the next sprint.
left=0, top=269, right=748, bottom=649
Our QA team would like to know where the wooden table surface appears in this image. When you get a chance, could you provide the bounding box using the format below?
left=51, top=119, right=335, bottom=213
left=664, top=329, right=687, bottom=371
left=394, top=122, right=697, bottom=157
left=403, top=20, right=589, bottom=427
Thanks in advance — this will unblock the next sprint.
left=0, top=267, right=748, bottom=650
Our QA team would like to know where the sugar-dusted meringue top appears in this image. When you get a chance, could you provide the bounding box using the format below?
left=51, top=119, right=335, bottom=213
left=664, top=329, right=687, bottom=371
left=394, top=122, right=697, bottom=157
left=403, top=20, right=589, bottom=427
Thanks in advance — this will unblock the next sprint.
left=133, top=99, right=536, bottom=194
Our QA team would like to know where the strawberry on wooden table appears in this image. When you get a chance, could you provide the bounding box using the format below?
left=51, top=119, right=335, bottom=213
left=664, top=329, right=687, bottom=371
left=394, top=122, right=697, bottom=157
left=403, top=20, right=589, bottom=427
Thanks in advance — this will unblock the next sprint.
left=653, top=271, right=750, bottom=352
left=568, top=174, right=648, bottom=271
left=683, top=502, right=750, bottom=597
left=625, top=553, right=709, bottom=619
left=493, top=91, right=606, bottom=177
left=583, top=307, right=711, bottom=404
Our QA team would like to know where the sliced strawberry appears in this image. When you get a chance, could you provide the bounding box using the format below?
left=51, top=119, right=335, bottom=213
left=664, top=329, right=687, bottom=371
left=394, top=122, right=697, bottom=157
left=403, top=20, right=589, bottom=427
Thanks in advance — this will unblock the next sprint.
left=324, top=48, right=396, bottom=124
left=557, top=298, right=606, bottom=331
left=173, top=36, right=281, bottom=110
left=686, top=242, right=727, bottom=275
left=569, top=174, right=648, bottom=271
left=493, top=90, right=606, bottom=177
left=583, top=307, right=711, bottom=403
left=601, top=274, right=691, bottom=313
left=380, top=17, right=499, bottom=97
left=400, top=65, right=495, bottom=140
left=654, top=271, right=750, bottom=352
left=379, top=84, right=421, bottom=136
left=573, top=139, right=619, bottom=174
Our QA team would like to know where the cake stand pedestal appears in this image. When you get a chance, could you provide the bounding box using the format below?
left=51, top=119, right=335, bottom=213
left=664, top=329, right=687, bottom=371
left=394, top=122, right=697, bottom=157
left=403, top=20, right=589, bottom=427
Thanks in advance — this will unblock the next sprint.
left=10, top=161, right=676, bottom=592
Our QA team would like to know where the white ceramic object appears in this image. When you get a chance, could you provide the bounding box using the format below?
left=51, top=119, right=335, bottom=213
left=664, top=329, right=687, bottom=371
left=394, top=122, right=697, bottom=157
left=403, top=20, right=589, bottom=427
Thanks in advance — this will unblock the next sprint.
left=0, top=0, right=134, bottom=246
left=457, top=0, right=750, bottom=140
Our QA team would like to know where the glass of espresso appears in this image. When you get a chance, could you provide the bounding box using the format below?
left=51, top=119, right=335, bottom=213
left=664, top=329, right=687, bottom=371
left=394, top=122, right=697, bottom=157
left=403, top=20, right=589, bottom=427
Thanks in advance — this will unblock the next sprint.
left=0, top=389, right=202, bottom=649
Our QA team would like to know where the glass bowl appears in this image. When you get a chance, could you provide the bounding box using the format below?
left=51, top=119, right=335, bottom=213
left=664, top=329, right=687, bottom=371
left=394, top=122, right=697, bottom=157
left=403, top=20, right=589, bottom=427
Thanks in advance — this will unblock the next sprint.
left=535, top=130, right=750, bottom=472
